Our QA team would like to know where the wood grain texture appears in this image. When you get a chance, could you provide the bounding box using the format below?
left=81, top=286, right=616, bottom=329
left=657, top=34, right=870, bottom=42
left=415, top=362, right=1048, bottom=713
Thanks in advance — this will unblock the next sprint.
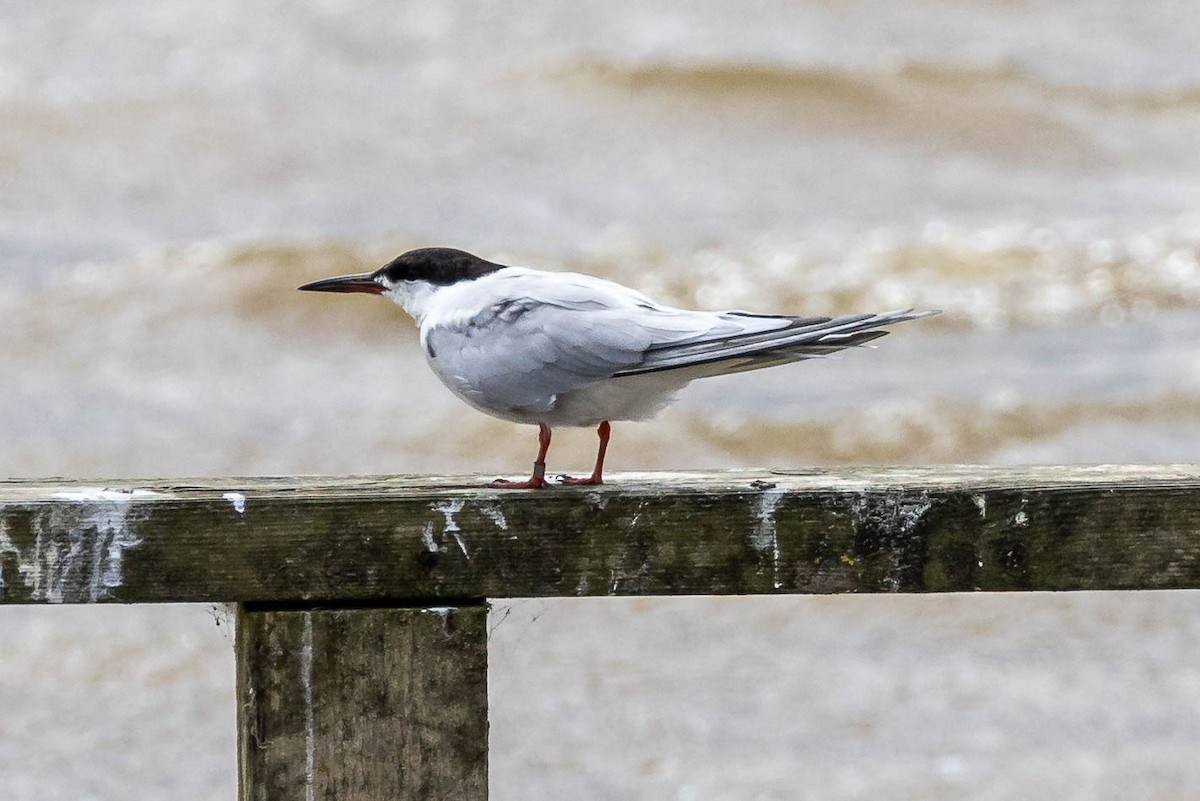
left=1, top=466, right=1198, bottom=603
left=237, top=604, right=488, bottom=801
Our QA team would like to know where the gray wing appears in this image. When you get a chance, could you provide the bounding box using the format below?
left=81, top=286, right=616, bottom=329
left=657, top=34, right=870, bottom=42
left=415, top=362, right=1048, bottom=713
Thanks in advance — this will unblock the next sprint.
left=612, top=308, right=940, bottom=377
left=425, top=298, right=661, bottom=414
left=425, top=270, right=936, bottom=414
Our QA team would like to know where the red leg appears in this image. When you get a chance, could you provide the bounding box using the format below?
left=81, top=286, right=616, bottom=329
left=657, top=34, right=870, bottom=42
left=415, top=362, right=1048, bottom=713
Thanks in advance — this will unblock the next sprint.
left=491, top=423, right=553, bottom=489
left=558, top=421, right=611, bottom=486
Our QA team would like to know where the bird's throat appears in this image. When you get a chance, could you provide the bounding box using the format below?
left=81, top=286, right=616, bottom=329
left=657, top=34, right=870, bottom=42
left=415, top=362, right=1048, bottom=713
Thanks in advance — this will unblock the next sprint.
left=384, top=281, right=438, bottom=323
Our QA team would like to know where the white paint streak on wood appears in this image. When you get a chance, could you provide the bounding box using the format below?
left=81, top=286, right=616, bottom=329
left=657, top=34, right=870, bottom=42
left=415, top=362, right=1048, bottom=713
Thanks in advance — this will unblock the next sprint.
left=222, top=492, right=247, bottom=514
left=973, top=494, right=987, bottom=517
left=421, top=522, right=440, bottom=553
left=452, top=532, right=471, bottom=560
left=0, top=512, right=10, bottom=592
left=302, top=611, right=315, bottom=801
left=478, top=502, right=508, bottom=530
left=418, top=498, right=507, bottom=560
left=627, top=499, right=646, bottom=530
left=751, top=488, right=787, bottom=589
left=433, top=499, right=465, bottom=533
left=433, top=499, right=470, bottom=559
left=0, top=488, right=164, bottom=602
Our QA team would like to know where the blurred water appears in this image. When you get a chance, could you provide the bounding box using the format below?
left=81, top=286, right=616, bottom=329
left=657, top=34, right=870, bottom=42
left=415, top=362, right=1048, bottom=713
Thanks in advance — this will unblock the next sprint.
left=2, top=1, right=1199, bottom=798
left=5, top=0, right=1200, bottom=274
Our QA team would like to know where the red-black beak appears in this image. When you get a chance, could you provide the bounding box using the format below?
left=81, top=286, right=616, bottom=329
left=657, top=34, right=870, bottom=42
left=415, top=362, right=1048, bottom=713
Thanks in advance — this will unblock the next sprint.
left=297, top=273, right=386, bottom=295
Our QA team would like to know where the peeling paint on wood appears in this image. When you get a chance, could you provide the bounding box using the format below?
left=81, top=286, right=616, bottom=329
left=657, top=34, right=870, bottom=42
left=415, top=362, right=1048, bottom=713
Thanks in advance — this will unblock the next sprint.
left=1, top=466, right=1198, bottom=603
left=224, top=492, right=248, bottom=514
left=0, top=487, right=163, bottom=602
left=751, top=486, right=786, bottom=589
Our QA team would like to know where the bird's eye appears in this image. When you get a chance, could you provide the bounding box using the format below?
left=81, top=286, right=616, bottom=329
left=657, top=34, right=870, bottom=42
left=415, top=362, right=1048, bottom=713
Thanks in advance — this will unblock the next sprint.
left=379, top=269, right=409, bottom=284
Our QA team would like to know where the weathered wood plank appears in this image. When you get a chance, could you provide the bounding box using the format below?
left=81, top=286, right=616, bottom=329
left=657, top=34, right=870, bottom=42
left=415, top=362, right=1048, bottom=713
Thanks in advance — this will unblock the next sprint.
left=0, top=466, right=1197, bottom=603
left=237, top=603, right=488, bottom=801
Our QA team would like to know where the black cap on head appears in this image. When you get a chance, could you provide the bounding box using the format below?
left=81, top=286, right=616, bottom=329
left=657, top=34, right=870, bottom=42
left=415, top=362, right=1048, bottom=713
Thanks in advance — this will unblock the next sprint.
left=375, top=248, right=505, bottom=286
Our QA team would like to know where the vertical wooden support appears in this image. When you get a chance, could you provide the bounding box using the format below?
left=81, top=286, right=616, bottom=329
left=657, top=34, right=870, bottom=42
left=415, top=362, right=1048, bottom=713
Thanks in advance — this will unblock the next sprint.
left=236, top=603, right=488, bottom=801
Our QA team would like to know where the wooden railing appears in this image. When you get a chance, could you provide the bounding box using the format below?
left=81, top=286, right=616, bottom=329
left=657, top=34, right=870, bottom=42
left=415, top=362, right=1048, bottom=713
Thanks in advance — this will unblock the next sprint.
left=2, top=466, right=1198, bottom=800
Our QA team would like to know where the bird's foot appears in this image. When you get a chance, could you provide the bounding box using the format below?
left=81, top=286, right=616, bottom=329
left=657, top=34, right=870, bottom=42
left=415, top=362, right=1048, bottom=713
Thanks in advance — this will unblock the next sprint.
left=556, top=473, right=603, bottom=486
left=489, top=476, right=550, bottom=489
left=490, top=461, right=549, bottom=489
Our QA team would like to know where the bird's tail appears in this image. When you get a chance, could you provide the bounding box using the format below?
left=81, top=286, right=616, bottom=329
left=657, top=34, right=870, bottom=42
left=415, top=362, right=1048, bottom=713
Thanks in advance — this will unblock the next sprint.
left=612, top=309, right=939, bottom=379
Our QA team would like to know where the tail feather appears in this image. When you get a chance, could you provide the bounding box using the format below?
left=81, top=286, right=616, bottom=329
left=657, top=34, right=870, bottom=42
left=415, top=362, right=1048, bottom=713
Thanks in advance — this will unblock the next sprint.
left=614, top=309, right=937, bottom=378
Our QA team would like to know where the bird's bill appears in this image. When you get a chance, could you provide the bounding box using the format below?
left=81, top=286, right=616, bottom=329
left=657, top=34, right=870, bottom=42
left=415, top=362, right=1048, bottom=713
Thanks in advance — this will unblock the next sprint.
left=297, top=273, right=385, bottom=294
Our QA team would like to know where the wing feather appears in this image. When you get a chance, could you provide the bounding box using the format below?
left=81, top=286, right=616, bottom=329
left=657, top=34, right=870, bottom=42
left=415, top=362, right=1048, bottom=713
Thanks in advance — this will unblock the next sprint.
left=422, top=268, right=936, bottom=414
left=612, top=309, right=937, bottom=377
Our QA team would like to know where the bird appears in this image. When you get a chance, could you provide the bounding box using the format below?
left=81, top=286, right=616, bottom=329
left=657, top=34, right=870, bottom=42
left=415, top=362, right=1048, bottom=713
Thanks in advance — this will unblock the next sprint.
left=299, top=247, right=938, bottom=488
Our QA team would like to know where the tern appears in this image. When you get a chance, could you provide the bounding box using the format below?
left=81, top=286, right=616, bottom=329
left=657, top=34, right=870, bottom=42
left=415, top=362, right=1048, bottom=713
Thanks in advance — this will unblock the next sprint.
left=299, top=247, right=937, bottom=488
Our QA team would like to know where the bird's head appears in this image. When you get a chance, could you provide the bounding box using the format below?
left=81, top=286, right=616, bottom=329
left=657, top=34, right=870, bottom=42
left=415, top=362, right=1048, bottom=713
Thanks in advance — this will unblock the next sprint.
left=298, top=247, right=505, bottom=316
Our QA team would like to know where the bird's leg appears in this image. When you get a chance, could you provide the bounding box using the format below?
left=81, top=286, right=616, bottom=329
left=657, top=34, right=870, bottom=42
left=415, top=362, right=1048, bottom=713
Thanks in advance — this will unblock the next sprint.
left=491, top=423, right=553, bottom=489
left=558, top=421, right=611, bottom=486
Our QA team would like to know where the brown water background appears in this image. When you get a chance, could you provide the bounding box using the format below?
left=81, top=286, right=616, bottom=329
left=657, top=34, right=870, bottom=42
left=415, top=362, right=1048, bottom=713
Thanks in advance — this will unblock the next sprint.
left=2, top=1, right=1199, bottom=798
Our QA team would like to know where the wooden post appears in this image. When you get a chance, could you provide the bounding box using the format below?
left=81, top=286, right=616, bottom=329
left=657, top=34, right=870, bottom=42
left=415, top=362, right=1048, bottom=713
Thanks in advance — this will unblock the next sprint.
left=235, top=602, right=488, bottom=801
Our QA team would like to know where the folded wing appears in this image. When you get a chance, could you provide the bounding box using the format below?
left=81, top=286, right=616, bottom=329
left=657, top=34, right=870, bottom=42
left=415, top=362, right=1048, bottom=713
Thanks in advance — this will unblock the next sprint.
left=613, top=308, right=938, bottom=377
left=424, top=269, right=936, bottom=415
